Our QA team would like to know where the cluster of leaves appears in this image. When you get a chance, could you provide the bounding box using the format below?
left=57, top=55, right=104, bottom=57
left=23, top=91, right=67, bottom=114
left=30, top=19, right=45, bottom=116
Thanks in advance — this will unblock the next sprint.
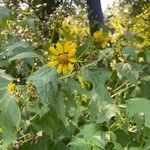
left=1, top=0, right=86, bottom=45
left=0, top=2, right=150, bottom=150
left=107, top=0, right=150, bottom=50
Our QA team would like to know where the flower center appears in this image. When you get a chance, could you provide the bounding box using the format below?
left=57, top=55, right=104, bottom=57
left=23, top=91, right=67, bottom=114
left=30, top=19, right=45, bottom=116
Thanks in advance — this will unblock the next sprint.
left=58, top=54, right=68, bottom=64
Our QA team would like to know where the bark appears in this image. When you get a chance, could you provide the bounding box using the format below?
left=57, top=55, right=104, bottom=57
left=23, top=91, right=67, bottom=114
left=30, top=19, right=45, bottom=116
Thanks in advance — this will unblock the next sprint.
left=87, top=0, right=104, bottom=34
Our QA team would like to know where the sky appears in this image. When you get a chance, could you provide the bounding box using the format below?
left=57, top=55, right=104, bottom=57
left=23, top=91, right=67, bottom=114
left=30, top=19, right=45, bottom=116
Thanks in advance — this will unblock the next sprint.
left=101, top=0, right=115, bottom=12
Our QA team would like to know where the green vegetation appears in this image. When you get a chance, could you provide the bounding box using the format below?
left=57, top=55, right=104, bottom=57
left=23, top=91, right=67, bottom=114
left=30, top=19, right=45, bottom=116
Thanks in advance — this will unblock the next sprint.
left=0, top=0, right=150, bottom=149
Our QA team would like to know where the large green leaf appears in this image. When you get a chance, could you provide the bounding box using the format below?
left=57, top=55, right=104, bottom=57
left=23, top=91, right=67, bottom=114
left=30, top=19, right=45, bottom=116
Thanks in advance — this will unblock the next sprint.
left=4, top=39, right=44, bottom=63
left=79, top=123, right=98, bottom=141
left=9, top=51, right=44, bottom=63
left=140, top=75, right=150, bottom=99
left=96, top=104, right=120, bottom=124
left=0, top=6, right=10, bottom=23
left=129, top=147, right=141, bottom=150
left=63, top=78, right=87, bottom=96
left=81, top=67, right=111, bottom=101
left=115, top=62, right=142, bottom=84
left=79, top=124, right=110, bottom=149
left=146, top=51, right=150, bottom=62
left=28, top=65, right=59, bottom=103
left=122, top=46, right=137, bottom=60
left=0, top=92, right=21, bottom=146
left=21, top=135, right=50, bottom=150
left=69, top=138, right=90, bottom=150
left=0, top=69, right=14, bottom=88
left=126, top=98, right=150, bottom=128
left=69, top=123, right=110, bottom=149
left=5, top=40, right=30, bottom=57
left=98, top=48, right=114, bottom=61
left=81, top=67, right=117, bottom=122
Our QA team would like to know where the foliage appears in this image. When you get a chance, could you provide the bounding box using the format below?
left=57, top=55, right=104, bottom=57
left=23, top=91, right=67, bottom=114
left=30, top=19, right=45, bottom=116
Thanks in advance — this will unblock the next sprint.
left=0, top=1, right=150, bottom=150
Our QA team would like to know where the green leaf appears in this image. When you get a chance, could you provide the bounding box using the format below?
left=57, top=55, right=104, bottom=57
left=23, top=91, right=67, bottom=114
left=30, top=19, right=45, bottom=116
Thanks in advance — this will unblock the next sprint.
left=21, top=135, right=50, bottom=150
left=9, top=51, right=44, bottom=64
left=115, top=62, right=142, bottom=84
left=126, top=98, right=150, bottom=128
left=88, top=132, right=110, bottom=149
left=52, top=91, right=67, bottom=126
left=140, top=76, right=150, bottom=98
left=122, top=46, right=137, bottom=60
left=5, top=39, right=44, bottom=65
left=32, top=104, right=65, bottom=139
left=114, top=129, right=130, bottom=147
left=69, top=138, right=90, bottom=150
left=0, top=92, right=21, bottom=146
left=81, top=67, right=114, bottom=121
left=97, top=104, right=120, bottom=124
left=143, top=128, right=150, bottom=149
left=124, top=33, right=135, bottom=41
left=0, top=70, right=14, bottom=88
left=28, top=65, right=59, bottom=104
left=146, top=51, right=150, bottom=62
left=24, top=18, right=35, bottom=29
left=64, top=78, right=87, bottom=94
left=129, top=147, right=141, bottom=150
left=76, top=44, right=89, bottom=58
left=71, top=123, right=110, bottom=149
left=98, top=48, right=114, bottom=61
left=0, top=6, right=10, bottom=23
left=81, top=67, right=111, bottom=101
left=6, top=40, right=30, bottom=55
left=79, top=124, right=98, bottom=141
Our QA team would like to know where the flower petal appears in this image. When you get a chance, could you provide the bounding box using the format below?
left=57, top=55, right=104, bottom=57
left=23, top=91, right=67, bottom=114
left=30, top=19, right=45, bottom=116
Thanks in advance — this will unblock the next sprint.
left=62, top=65, right=68, bottom=74
left=56, top=43, right=63, bottom=54
left=7, top=83, right=15, bottom=94
left=48, top=60, right=58, bottom=67
left=68, top=57, right=77, bottom=63
left=70, top=43, right=77, bottom=50
left=68, top=49, right=76, bottom=57
left=64, top=42, right=70, bottom=53
left=51, top=55, right=58, bottom=60
left=93, top=30, right=102, bottom=39
left=68, top=63, right=74, bottom=71
left=49, top=47, right=59, bottom=55
left=57, top=64, right=63, bottom=73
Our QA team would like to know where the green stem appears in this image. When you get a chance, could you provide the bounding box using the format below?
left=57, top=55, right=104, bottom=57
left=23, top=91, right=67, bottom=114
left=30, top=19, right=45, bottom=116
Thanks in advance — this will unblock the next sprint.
left=111, top=84, right=135, bottom=98
left=59, top=72, right=76, bottom=80
left=113, top=81, right=129, bottom=93
left=82, top=59, right=99, bottom=69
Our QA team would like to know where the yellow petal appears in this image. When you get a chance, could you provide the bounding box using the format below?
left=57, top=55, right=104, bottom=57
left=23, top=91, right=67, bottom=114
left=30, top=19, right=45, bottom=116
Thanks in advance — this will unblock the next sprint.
left=68, top=63, right=74, bottom=71
left=56, top=43, right=63, bottom=54
left=62, top=65, right=68, bottom=74
left=68, top=49, right=76, bottom=57
left=64, top=42, right=70, bottom=52
left=7, top=83, right=15, bottom=94
left=57, top=64, right=63, bottom=73
left=49, top=47, right=59, bottom=55
left=51, top=55, right=58, bottom=60
left=68, top=57, right=77, bottom=63
left=93, top=30, right=102, bottom=39
left=69, top=43, right=77, bottom=51
left=48, top=60, right=58, bottom=67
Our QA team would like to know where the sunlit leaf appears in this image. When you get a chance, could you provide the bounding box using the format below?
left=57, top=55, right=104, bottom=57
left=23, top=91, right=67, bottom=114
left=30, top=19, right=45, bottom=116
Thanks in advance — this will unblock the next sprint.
left=126, top=98, right=150, bottom=128
left=0, top=92, right=21, bottom=146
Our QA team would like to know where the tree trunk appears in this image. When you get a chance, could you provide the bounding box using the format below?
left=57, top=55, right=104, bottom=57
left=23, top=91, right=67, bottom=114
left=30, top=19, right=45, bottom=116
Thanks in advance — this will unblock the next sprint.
left=87, top=0, right=104, bottom=34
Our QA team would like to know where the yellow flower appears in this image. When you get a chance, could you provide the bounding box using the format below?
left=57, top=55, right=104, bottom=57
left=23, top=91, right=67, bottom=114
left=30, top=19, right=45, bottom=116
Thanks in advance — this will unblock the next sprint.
left=48, top=42, right=77, bottom=74
left=7, top=83, right=15, bottom=94
left=93, top=29, right=111, bottom=49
